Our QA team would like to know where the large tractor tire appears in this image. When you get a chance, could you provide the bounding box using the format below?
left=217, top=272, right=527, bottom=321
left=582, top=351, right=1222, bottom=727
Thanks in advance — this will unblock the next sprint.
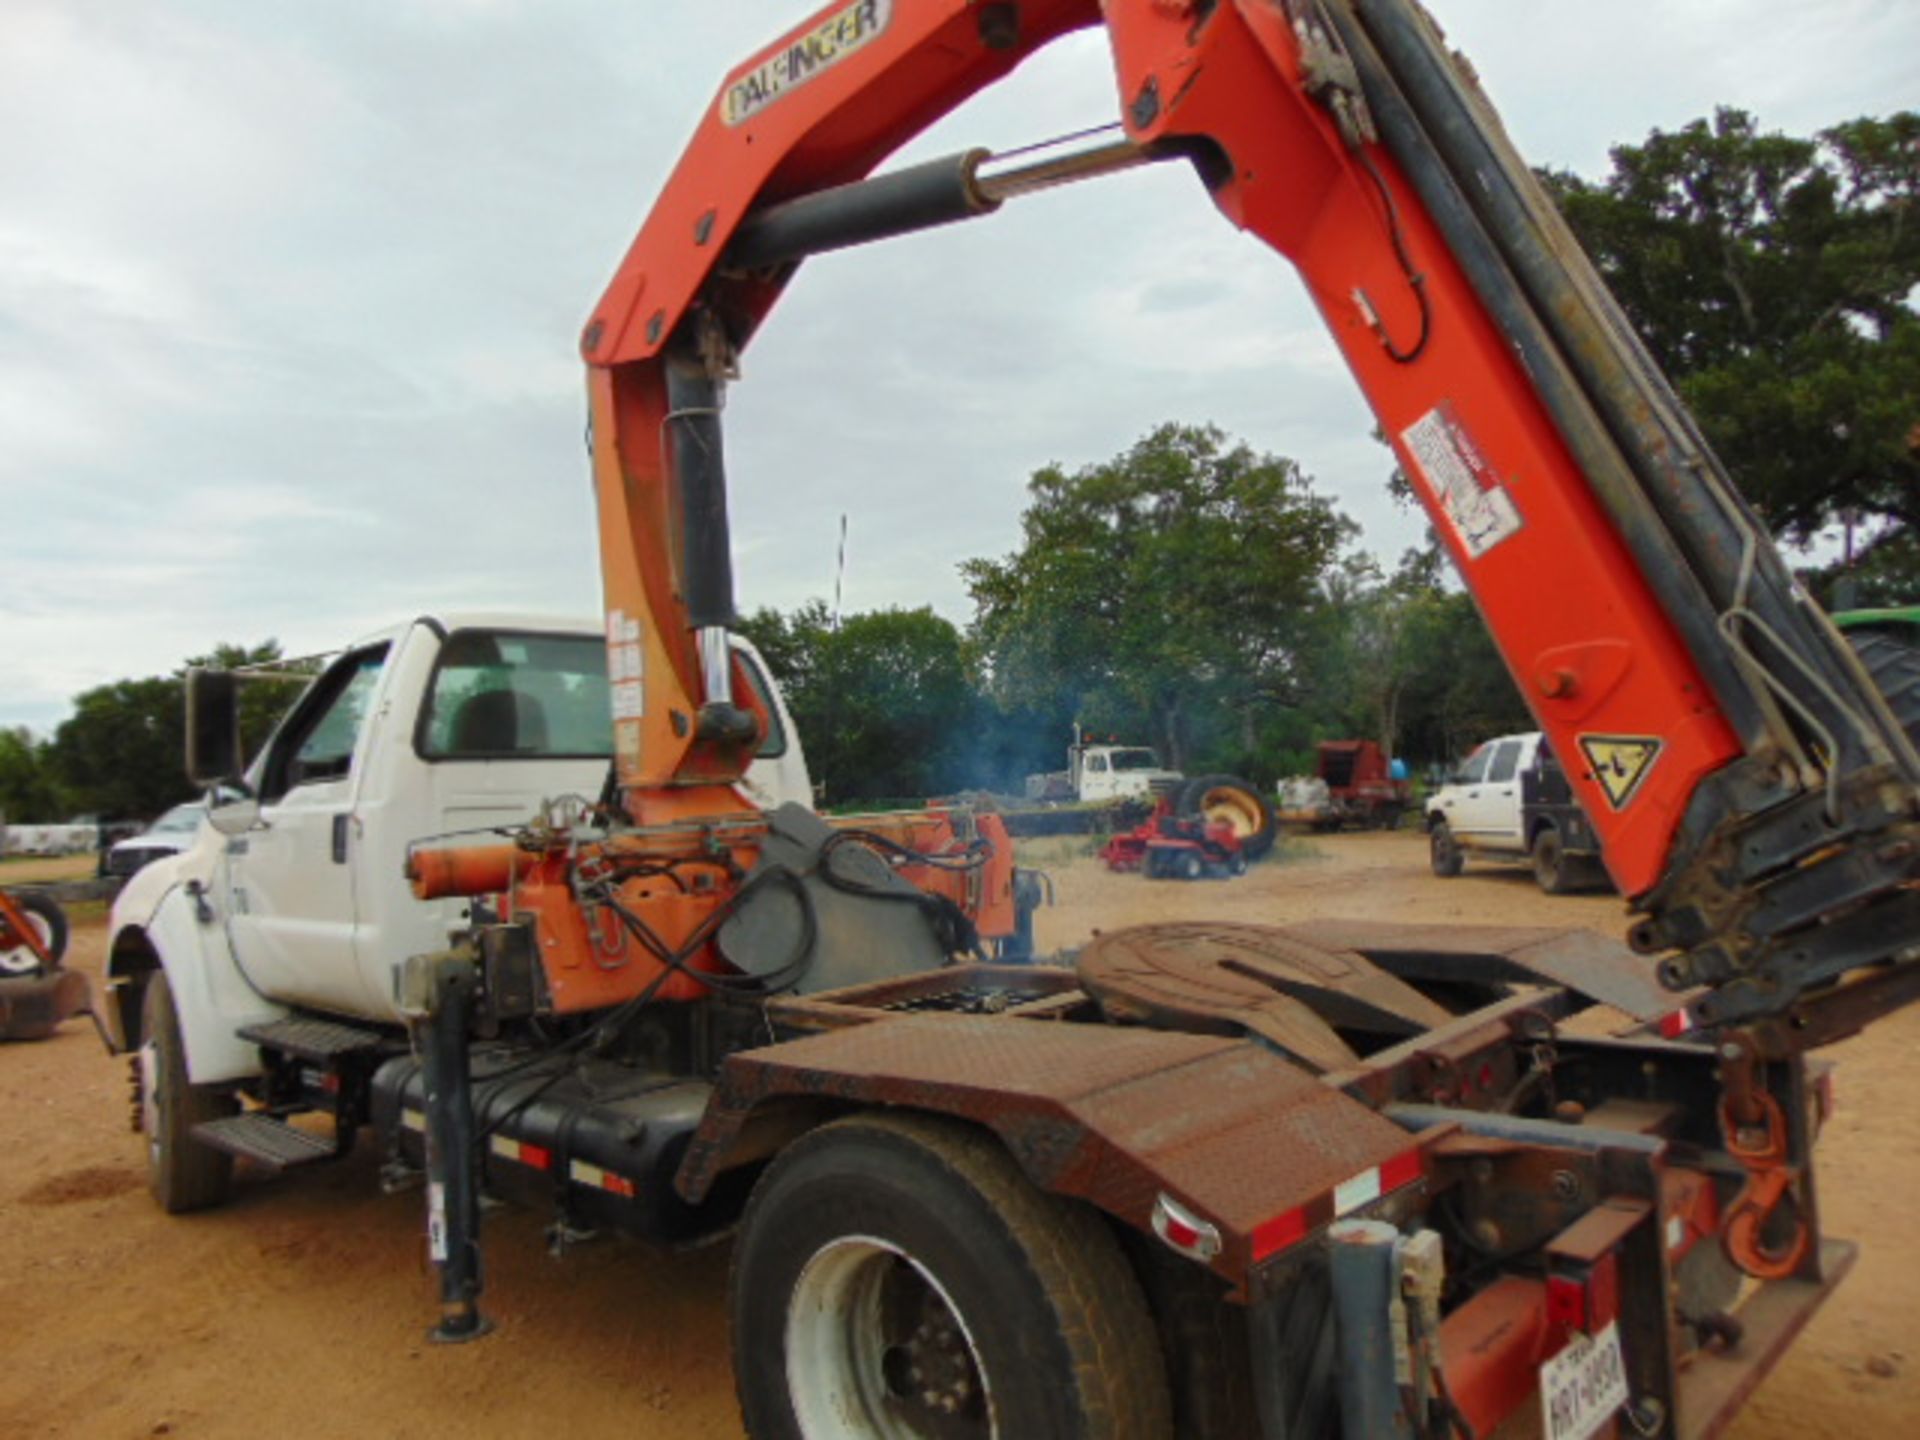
left=731, top=1112, right=1172, bottom=1440
left=1850, top=629, right=1920, bottom=743
left=1177, top=775, right=1277, bottom=861
left=139, top=972, right=237, bottom=1214
left=0, top=890, right=68, bottom=978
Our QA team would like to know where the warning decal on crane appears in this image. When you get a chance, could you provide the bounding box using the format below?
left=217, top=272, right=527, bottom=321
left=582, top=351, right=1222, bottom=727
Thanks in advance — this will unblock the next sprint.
left=1401, top=403, right=1523, bottom=560
left=723, top=0, right=893, bottom=126
left=1579, top=734, right=1662, bottom=809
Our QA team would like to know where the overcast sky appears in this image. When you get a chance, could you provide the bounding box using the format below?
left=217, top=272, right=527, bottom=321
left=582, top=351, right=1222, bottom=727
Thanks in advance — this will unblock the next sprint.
left=3, top=0, right=1915, bottom=735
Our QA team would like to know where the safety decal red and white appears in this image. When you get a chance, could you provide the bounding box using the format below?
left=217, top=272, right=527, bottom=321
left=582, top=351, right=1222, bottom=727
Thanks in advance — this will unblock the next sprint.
left=1251, top=1147, right=1426, bottom=1262
left=569, top=1160, right=638, bottom=1199
left=490, top=1135, right=553, bottom=1171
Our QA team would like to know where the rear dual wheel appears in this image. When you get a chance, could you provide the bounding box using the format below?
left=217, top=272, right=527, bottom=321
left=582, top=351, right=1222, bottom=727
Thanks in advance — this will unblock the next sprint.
left=732, top=1113, right=1171, bottom=1440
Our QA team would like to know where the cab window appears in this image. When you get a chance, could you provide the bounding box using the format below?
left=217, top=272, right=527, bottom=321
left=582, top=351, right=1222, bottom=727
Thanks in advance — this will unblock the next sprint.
left=418, top=630, right=613, bottom=760
left=262, top=646, right=390, bottom=800
left=736, top=649, right=788, bottom=760
left=1455, top=747, right=1492, bottom=785
left=1488, top=740, right=1523, bottom=784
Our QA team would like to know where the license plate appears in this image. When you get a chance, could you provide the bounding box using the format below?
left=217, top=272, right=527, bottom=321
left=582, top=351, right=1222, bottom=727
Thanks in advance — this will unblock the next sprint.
left=1540, top=1320, right=1630, bottom=1440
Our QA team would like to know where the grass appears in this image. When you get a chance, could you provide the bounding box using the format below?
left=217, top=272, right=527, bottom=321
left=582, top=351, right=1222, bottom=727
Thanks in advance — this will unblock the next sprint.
left=0, top=853, right=98, bottom=885
left=1013, top=833, right=1106, bottom=867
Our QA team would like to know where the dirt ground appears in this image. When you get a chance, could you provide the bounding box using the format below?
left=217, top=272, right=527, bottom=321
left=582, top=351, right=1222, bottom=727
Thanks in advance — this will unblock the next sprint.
left=3, top=831, right=1915, bottom=1438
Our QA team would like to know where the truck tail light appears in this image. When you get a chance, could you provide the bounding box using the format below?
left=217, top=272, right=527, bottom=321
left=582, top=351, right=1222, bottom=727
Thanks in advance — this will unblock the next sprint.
left=1152, top=1192, right=1223, bottom=1262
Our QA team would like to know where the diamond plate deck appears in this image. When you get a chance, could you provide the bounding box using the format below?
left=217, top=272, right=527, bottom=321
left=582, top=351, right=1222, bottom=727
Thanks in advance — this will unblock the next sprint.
left=681, top=1012, right=1420, bottom=1283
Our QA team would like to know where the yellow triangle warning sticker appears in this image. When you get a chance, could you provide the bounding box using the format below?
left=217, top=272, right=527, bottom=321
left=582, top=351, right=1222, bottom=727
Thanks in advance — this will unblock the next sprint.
left=1579, top=735, right=1662, bottom=809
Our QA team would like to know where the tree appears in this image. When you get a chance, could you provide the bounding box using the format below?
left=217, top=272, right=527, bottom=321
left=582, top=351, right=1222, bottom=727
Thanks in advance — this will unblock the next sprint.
left=48, top=641, right=288, bottom=821
left=963, top=424, right=1354, bottom=773
left=737, top=604, right=980, bottom=804
left=1545, top=109, right=1920, bottom=552
left=0, top=726, right=66, bottom=824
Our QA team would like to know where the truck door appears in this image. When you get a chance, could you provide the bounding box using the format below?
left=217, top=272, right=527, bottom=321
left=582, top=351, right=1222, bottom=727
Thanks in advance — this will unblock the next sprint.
left=1449, top=737, right=1525, bottom=849
left=221, top=642, right=393, bottom=1017
left=1080, top=751, right=1112, bottom=801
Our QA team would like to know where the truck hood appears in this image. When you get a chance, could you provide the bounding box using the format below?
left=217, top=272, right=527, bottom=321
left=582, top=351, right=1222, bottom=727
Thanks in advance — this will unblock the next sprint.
left=110, top=824, right=223, bottom=933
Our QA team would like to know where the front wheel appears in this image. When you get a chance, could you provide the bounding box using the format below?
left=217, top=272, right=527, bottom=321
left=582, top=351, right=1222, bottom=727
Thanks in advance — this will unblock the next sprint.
left=0, top=891, right=68, bottom=977
left=139, top=972, right=237, bottom=1214
left=1429, top=819, right=1464, bottom=878
left=731, top=1113, right=1171, bottom=1440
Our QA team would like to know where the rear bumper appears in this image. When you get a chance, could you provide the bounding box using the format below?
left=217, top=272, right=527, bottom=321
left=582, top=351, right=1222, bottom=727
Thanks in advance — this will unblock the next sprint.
left=1675, top=1238, right=1857, bottom=1440
left=1428, top=1237, right=1856, bottom=1440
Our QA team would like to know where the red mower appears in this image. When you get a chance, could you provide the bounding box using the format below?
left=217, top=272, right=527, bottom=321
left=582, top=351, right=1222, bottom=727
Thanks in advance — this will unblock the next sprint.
left=1101, top=796, right=1249, bottom=880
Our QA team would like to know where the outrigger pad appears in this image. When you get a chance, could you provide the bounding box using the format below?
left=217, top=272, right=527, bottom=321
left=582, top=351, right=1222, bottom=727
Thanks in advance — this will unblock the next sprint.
left=0, top=968, right=90, bottom=1043
left=719, top=802, right=948, bottom=994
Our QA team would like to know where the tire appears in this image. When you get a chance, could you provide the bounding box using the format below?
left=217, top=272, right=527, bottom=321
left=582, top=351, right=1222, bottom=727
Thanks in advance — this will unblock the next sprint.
left=1177, top=775, right=1276, bottom=861
left=1850, top=630, right=1920, bottom=741
left=139, top=972, right=236, bottom=1214
left=1176, top=851, right=1205, bottom=881
left=1532, top=827, right=1575, bottom=895
left=1226, top=852, right=1248, bottom=878
left=731, top=1112, right=1172, bottom=1440
left=1429, top=819, right=1464, bottom=878
left=0, top=891, right=68, bottom=977
left=1131, top=1241, right=1337, bottom=1440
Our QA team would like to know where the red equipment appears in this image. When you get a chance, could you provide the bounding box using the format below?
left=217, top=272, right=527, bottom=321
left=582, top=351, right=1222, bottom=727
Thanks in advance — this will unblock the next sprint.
left=1101, top=797, right=1248, bottom=879
left=557, top=0, right=1920, bottom=1039
left=383, top=4, right=1920, bottom=1428
left=0, top=887, right=88, bottom=1042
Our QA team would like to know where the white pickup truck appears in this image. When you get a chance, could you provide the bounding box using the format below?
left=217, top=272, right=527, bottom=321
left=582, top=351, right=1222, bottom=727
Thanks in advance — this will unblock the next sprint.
left=1423, top=731, right=1609, bottom=894
left=103, top=613, right=808, bottom=1132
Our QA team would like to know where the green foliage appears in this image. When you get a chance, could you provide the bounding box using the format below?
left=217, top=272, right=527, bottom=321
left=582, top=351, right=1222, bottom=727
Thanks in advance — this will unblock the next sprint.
left=962, top=423, right=1354, bottom=774
left=46, top=641, right=288, bottom=821
left=1545, top=108, right=1920, bottom=544
left=0, top=726, right=65, bottom=823
left=737, top=603, right=980, bottom=804
left=1292, top=548, right=1529, bottom=770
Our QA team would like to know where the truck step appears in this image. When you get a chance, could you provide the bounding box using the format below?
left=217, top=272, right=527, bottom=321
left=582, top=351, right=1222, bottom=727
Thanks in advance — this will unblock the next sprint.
left=192, top=1113, right=338, bottom=1171
left=237, top=1017, right=389, bottom=1064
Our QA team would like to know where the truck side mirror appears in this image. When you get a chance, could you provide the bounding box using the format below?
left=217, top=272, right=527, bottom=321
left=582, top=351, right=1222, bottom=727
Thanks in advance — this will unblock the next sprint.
left=186, top=668, right=243, bottom=788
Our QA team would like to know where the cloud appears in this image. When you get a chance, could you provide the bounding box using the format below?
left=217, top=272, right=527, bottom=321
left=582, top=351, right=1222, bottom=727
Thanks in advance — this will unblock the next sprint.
left=2, top=0, right=1913, bottom=733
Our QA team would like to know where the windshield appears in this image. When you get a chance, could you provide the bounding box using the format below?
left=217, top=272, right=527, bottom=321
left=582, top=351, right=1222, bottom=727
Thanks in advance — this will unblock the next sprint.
left=147, top=804, right=205, bottom=835
left=1109, top=749, right=1162, bottom=772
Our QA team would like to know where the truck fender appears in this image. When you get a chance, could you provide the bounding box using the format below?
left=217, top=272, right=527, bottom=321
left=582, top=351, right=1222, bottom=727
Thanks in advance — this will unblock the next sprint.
left=107, top=881, right=286, bottom=1085
left=673, top=1013, right=1425, bottom=1293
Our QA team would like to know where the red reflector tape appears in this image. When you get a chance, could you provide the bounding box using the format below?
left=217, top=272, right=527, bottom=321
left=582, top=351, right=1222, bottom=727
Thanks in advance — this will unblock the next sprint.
left=1379, top=1147, right=1425, bottom=1193
left=1251, top=1206, right=1308, bottom=1262
left=1659, top=1009, right=1694, bottom=1039
left=569, top=1159, right=637, bottom=1199
left=488, top=1135, right=552, bottom=1171
left=1252, top=1147, right=1425, bottom=1263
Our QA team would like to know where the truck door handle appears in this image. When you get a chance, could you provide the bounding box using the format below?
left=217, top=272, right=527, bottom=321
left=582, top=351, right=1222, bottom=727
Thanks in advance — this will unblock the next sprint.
left=332, top=814, right=349, bottom=864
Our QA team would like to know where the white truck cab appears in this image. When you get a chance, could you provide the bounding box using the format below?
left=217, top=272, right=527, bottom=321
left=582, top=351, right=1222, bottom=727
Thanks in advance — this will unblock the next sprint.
left=106, top=614, right=808, bottom=1081
left=1072, top=745, right=1182, bottom=803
